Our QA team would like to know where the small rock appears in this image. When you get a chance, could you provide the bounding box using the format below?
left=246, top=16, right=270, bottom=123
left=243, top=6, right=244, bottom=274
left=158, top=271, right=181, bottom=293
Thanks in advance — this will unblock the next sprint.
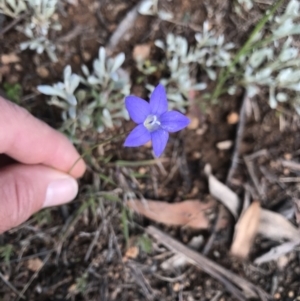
left=196, top=127, right=207, bottom=135
left=274, top=293, right=281, bottom=300
left=138, top=167, right=146, bottom=175
left=82, top=51, right=91, bottom=62
left=68, top=283, right=77, bottom=294
left=189, top=235, right=204, bottom=249
left=36, top=66, right=49, bottom=78
left=124, top=246, right=139, bottom=260
left=277, top=255, right=289, bottom=270
left=14, top=64, right=23, bottom=71
left=52, top=13, right=59, bottom=21
left=288, top=291, right=294, bottom=298
left=187, top=115, right=199, bottom=130
left=192, top=151, right=201, bottom=159
left=173, top=283, right=181, bottom=292
left=284, top=153, right=292, bottom=160
left=144, top=140, right=152, bottom=148
left=35, top=285, right=42, bottom=293
left=216, top=140, right=233, bottom=150
left=27, top=258, right=43, bottom=272
left=133, top=44, right=151, bottom=62
left=227, top=112, right=239, bottom=124
left=1, top=53, right=20, bottom=64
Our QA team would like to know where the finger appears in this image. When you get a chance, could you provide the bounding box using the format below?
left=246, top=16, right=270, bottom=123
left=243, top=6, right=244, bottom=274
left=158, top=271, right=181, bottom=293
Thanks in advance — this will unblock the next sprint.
left=0, top=97, right=86, bottom=178
left=0, top=154, right=16, bottom=168
left=0, top=164, right=78, bottom=234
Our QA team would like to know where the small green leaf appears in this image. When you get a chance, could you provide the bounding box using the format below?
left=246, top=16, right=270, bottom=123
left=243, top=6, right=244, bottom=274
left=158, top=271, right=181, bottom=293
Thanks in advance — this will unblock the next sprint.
left=0, top=244, right=13, bottom=264
left=138, top=235, right=152, bottom=253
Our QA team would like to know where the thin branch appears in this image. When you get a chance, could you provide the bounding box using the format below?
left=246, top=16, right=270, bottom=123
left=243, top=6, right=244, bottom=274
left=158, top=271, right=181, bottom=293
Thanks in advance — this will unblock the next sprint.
left=106, top=0, right=144, bottom=53
left=17, top=252, right=53, bottom=301
left=147, top=226, right=272, bottom=301
left=0, top=13, right=27, bottom=36
left=0, top=272, right=25, bottom=299
left=226, top=91, right=249, bottom=185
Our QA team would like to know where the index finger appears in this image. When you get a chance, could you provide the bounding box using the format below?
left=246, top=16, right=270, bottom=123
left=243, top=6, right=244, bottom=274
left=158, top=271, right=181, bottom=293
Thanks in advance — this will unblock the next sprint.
left=0, top=97, right=86, bottom=178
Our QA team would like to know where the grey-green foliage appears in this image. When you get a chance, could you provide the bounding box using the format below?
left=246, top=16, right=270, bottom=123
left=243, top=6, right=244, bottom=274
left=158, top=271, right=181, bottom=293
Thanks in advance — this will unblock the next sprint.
left=194, top=21, right=235, bottom=78
left=0, top=0, right=27, bottom=18
left=235, top=0, right=254, bottom=13
left=0, top=0, right=61, bottom=61
left=236, top=0, right=300, bottom=113
left=17, top=0, right=61, bottom=62
left=147, top=22, right=234, bottom=112
left=138, top=0, right=173, bottom=21
left=37, top=47, right=130, bottom=136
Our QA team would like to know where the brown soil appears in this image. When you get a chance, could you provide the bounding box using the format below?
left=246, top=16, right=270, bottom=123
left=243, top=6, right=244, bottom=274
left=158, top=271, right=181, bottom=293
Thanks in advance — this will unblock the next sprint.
left=0, top=0, right=300, bottom=300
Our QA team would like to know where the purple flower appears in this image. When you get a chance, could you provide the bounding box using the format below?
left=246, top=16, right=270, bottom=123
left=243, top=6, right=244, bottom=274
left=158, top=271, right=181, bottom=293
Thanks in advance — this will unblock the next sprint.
left=124, top=84, right=190, bottom=157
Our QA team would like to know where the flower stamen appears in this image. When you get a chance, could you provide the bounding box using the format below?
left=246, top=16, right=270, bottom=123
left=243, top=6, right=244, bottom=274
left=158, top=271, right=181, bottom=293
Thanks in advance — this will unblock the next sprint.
left=144, top=114, right=161, bottom=131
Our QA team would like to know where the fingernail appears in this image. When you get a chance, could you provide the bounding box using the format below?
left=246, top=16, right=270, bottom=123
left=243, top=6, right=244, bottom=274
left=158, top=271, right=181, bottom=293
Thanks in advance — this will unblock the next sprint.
left=43, top=177, right=78, bottom=208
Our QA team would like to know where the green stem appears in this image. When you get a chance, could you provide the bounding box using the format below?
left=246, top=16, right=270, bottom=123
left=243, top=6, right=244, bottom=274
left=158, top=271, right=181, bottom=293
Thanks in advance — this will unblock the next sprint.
left=212, top=0, right=284, bottom=100
left=68, top=131, right=129, bottom=174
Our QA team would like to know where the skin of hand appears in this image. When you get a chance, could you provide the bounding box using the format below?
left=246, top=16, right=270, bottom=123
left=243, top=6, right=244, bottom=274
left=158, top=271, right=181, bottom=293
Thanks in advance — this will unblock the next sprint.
left=0, top=96, right=86, bottom=233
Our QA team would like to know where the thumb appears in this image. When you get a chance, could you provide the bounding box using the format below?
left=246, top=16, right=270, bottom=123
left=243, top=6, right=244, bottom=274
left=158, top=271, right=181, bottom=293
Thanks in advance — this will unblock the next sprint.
left=0, top=164, right=78, bottom=233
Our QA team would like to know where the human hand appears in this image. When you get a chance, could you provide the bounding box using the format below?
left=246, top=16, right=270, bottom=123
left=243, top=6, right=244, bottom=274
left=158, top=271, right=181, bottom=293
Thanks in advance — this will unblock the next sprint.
left=0, top=96, right=86, bottom=233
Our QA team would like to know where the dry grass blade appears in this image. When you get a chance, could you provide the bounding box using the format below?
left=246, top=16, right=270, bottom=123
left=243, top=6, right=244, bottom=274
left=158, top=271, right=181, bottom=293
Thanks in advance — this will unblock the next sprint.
left=259, top=209, right=300, bottom=241
left=56, top=25, right=84, bottom=43
left=244, top=152, right=268, bottom=200
left=280, top=159, right=300, bottom=172
left=17, top=252, right=53, bottom=301
left=205, top=164, right=240, bottom=219
left=0, top=13, right=27, bottom=36
left=226, top=91, right=249, bottom=185
left=231, top=201, right=261, bottom=258
left=128, top=263, right=155, bottom=300
left=0, top=272, right=25, bottom=299
left=127, top=199, right=216, bottom=229
left=147, top=226, right=272, bottom=301
left=161, top=235, right=203, bottom=270
left=254, top=239, right=300, bottom=264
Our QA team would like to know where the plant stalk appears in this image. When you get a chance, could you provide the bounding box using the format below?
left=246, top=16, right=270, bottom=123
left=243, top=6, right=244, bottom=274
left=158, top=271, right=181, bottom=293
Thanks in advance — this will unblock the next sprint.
left=68, top=131, right=129, bottom=174
left=212, top=0, right=284, bottom=100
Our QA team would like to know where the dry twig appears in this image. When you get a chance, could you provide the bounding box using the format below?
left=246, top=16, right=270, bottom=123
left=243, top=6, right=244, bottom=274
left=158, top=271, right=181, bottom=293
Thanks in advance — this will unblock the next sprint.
left=0, top=271, right=25, bottom=299
left=147, top=226, right=272, bottom=301
left=203, top=91, right=250, bottom=254
left=244, top=150, right=268, bottom=200
left=280, top=159, right=300, bottom=172
left=107, top=0, right=144, bottom=53
left=0, top=13, right=27, bottom=36
left=226, top=91, right=249, bottom=185
left=17, top=252, right=53, bottom=301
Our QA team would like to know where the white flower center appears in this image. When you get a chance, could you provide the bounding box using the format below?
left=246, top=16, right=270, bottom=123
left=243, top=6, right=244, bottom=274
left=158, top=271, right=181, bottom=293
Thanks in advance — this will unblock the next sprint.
left=144, top=114, right=161, bottom=131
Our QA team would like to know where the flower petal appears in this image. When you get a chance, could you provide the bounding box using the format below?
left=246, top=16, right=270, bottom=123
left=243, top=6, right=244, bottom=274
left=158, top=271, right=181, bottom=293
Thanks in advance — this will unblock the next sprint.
left=151, top=129, right=169, bottom=157
left=160, top=111, right=190, bottom=132
left=149, top=84, right=168, bottom=115
left=124, top=124, right=151, bottom=147
left=125, top=96, right=150, bottom=124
